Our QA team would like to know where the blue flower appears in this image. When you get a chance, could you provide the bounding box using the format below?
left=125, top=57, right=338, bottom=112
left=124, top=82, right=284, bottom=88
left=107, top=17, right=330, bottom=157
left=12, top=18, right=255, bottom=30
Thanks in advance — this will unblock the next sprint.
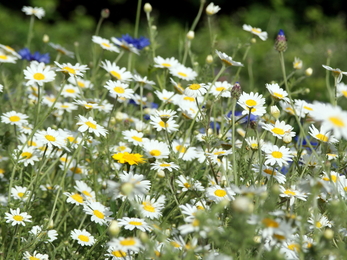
left=226, top=110, right=258, bottom=124
left=199, top=121, right=221, bottom=134
left=117, top=34, right=150, bottom=50
left=18, top=48, right=50, bottom=63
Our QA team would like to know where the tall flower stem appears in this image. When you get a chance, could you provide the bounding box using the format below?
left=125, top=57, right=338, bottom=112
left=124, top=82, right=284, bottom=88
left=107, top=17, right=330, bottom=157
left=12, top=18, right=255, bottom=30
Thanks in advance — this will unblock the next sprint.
left=26, top=15, right=35, bottom=49
left=189, top=0, right=205, bottom=32
left=231, top=99, right=238, bottom=185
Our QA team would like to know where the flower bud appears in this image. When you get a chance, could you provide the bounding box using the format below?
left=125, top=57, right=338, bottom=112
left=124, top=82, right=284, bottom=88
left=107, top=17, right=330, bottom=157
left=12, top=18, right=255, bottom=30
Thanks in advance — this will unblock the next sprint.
left=144, top=3, right=152, bottom=13
left=108, top=220, right=120, bottom=236
left=101, top=8, right=110, bottom=18
left=275, top=29, right=287, bottom=52
left=232, top=196, right=254, bottom=213
left=251, top=38, right=256, bottom=44
left=270, top=105, right=280, bottom=119
left=186, top=31, right=195, bottom=40
left=206, top=54, right=213, bottom=64
left=157, top=170, right=165, bottom=178
left=293, top=57, right=302, bottom=70
left=324, top=228, right=334, bottom=240
left=120, top=182, right=134, bottom=196
left=283, top=133, right=292, bottom=143
left=43, top=34, right=49, bottom=43
left=305, top=68, right=313, bottom=76
left=231, top=82, right=242, bottom=99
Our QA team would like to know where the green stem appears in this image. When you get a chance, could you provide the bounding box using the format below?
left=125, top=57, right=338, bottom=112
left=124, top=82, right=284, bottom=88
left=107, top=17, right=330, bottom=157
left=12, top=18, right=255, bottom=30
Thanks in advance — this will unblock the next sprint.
left=26, top=15, right=35, bottom=49
left=231, top=99, right=238, bottom=185
left=189, top=0, right=205, bottom=32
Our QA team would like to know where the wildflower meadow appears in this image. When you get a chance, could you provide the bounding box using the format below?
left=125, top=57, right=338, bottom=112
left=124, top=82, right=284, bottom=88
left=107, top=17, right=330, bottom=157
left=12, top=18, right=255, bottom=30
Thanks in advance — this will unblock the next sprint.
left=2, top=1, right=347, bottom=259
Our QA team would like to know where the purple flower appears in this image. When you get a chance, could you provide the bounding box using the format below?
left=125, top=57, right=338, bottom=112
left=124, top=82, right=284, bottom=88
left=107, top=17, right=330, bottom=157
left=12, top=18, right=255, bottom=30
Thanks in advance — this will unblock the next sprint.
left=117, top=34, right=150, bottom=50
left=18, top=48, right=50, bottom=64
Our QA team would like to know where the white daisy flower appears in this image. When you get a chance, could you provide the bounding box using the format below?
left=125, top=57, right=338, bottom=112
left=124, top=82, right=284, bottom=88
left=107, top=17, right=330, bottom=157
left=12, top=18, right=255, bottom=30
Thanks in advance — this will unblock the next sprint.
left=101, top=60, right=132, bottom=81
left=0, top=50, right=18, bottom=63
left=154, top=56, right=180, bottom=69
left=60, top=84, right=81, bottom=98
left=266, top=83, right=290, bottom=103
left=108, top=237, right=143, bottom=253
left=252, top=164, right=286, bottom=184
left=150, top=161, right=179, bottom=172
left=132, top=74, right=156, bottom=86
left=64, top=192, right=85, bottom=205
left=73, top=99, right=100, bottom=110
left=142, top=140, right=170, bottom=159
left=105, top=247, right=133, bottom=260
left=154, top=89, right=176, bottom=103
left=10, top=185, right=29, bottom=201
left=111, top=37, right=140, bottom=55
left=23, top=62, right=56, bottom=86
left=83, top=201, right=113, bottom=225
left=215, top=50, right=244, bottom=67
left=104, top=80, right=134, bottom=99
left=117, top=217, right=152, bottom=232
left=150, top=115, right=179, bottom=133
left=1, top=111, right=29, bottom=126
left=208, top=81, right=232, bottom=98
left=176, top=175, right=205, bottom=192
left=322, top=65, right=347, bottom=83
left=136, top=195, right=165, bottom=219
left=5, top=208, right=32, bottom=226
left=74, top=180, right=96, bottom=201
left=245, top=136, right=264, bottom=150
left=55, top=102, right=78, bottom=114
left=92, top=35, right=119, bottom=52
left=54, top=62, right=89, bottom=77
left=308, top=213, right=332, bottom=229
left=22, top=6, right=45, bottom=19
left=23, top=251, right=49, bottom=260
left=238, top=91, right=266, bottom=116
left=293, top=57, right=303, bottom=69
left=76, top=115, right=108, bottom=137
left=49, top=42, right=75, bottom=58
left=122, top=129, right=149, bottom=146
left=279, top=185, right=307, bottom=206
left=184, top=83, right=207, bottom=97
left=68, top=76, right=93, bottom=89
left=206, top=185, right=235, bottom=202
left=206, top=2, right=221, bottom=15
left=30, top=225, right=58, bottom=243
left=172, top=140, right=198, bottom=161
left=0, top=44, right=21, bottom=58
left=308, top=124, right=338, bottom=143
left=71, top=229, right=95, bottom=246
left=15, top=146, right=40, bottom=166
left=262, top=120, right=296, bottom=139
left=34, top=127, right=68, bottom=150
left=263, top=144, right=293, bottom=167
left=242, top=24, right=268, bottom=41
left=169, top=64, right=197, bottom=81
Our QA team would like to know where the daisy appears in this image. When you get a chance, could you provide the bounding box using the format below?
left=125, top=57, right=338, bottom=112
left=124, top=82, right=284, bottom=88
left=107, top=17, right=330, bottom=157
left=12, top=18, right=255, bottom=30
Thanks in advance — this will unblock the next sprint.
left=293, top=57, right=303, bottom=69
left=60, top=84, right=81, bottom=98
left=118, top=217, right=152, bottom=232
left=206, top=185, right=235, bottom=202
left=104, top=80, right=134, bottom=99
left=310, top=103, right=347, bottom=140
left=206, top=2, right=221, bottom=15
left=142, top=140, right=170, bottom=159
left=23, top=62, right=56, bottom=86
left=136, top=195, right=166, bottom=219
left=184, top=83, right=207, bottom=97
left=176, top=175, right=205, bottom=192
left=242, top=24, right=268, bottom=41
left=170, top=77, right=185, bottom=94
left=215, top=50, right=244, bottom=67
left=55, top=62, right=89, bottom=77
left=263, top=144, right=293, bottom=167
left=294, top=99, right=314, bottom=117
left=60, top=162, right=88, bottom=180
left=84, top=201, right=113, bottom=225
left=76, top=115, right=108, bottom=137
left=34, top=127, right=68, bottom=150
left=49, top=42, right=75, bottom=58
left=22, top=6, right=45, bottom=19
left=122, top=129, right=148, bottom=146
left=308, top=124, right=338, bottom=143
left=0, top=44, right=21, bottom=58
left=150, top=115, right=179, bottom=133
left=132, top=74, right=156, bottom=86
left=30, top=225, right=58, bottom=243
left=208, top=81, right=232, bottom=98
left=1, top=111, right=29, bottom=126
left=150, top=161, right=179, bottom=172
left=73, top=99, right=100, bottom=110
left=266, top=83, right=290, bottom=102
left=10, top=185, right=29, bottom=201
left=105, top=246, right=133, bottom=260
left=15, top=146, right=40, bottom=166
left=64, top=191, right=85, bottom=205
left=55, top=102, right=78, bottom=114
left=108, top=237, right=143, bottom=253
left=336, top=82, right=347, bottom=98
left=253, top=164, right=286, bottom=184
left=74, top=180, right=96, bottom=201
left=245, top=136, right=264, bottom=150
left=322, top=65, right=347, bottom=83
left=308, top=213, right=332, bottom=229
left=238, top=91, right=266, bottom=116
left=154, top=89, right=176, bottom=103
left=0, top=50, right=18, bottom=63
left=111, top=37, right=140, bottom=55
left=68, top=76, right=93, bottom=89
left=92, top=35, right=119, bottom=52
left=112, top=152, right=146, bottom=165
left=279, top=185, right=307, bottom=206
left=101, top=60, right=133, bottom=81
left=262, top=120, right=296, bottom=139
left=154, top=56, right=180, bottom=69
left=71, top=229, right=95, bottom=246
left=169, top=64, right=197, bottom=81
left=23, top=251, right=49, bottom=260
left=172, top=140, right=198, bottom=161
left=5, top=208, right=32, bottom=226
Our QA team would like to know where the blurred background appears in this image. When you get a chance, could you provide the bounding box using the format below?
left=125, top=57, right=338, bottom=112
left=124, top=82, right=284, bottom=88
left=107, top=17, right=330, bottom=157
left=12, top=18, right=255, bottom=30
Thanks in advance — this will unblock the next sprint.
left=1, top=0, right=347, bottom=101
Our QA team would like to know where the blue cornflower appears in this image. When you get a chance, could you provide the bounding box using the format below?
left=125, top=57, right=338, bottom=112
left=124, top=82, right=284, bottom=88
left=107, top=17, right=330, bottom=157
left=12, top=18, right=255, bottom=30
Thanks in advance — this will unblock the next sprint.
left=18, top=48, right=50, bottom=64
left=226, top=110, right=258, bottom=124
left=111, top=34, right=150, bottom=54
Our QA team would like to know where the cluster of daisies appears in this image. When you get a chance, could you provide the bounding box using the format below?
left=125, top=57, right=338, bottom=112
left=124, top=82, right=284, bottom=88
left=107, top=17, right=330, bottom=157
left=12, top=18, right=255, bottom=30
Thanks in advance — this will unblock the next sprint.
left=2, top=2, right=347, bottom=260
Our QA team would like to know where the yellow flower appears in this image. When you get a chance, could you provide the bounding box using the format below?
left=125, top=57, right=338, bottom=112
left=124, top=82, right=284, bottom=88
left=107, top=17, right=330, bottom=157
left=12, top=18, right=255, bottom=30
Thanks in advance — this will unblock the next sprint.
left=112, top=152, right=145, bottom=165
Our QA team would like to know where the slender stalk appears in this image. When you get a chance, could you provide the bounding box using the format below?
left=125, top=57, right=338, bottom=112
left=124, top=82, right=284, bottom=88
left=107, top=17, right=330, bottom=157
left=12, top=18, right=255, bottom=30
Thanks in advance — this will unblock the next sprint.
left=231, top=99, right=238, bottom=185
left=189, top=0, right=205, bottom=32
left=26, top=15, right=35, bottom=49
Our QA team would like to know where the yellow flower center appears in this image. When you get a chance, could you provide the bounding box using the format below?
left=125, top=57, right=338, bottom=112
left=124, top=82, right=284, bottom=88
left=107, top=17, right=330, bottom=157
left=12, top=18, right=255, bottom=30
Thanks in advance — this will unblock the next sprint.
left=132, top=136, right=143, bottom=142
left=93, top=210, right=104, bottom=219
left=85, top=121, right=97, bottom=129
left=303, top=106, right=313, bottom=111
left=18, top=192, right=25, bottom=197
left=45, top=135, right=56, bottom=142
left=189, top=84, right=201, bottom=90
left=178, top=72, right=187, bottom=77
left=110, top=71, right=121, bottom=79
left=0, top=55, right=8, bottom=60
left=150, top=150, right=161, bottom=157
left=284, top=190, right=296, bottom=196
left=316, top=221, right=322, bottom=228
left=70, top=167, right=82, bottom=174
left=142, top=201, right=155, bottom=212
left=33, top=72, right=45, bottom=80
left=120, top=238, right=136, bottom=246
left=21, top=152, right=32, bottom=159
left=273, top=92, right=284, bottom=98
left=251, top=28, right=261, bottom=34
left=192, top=219, right=200, bottom=227
left=102, top=42, right=111, bottom=48
left=82, top=190, right=92, bottom=197
left=29, top=256, right=40, bottom=260
left=161, top=63, right=171, bottom=67
left=271, top=127, right=285, bottom=135
left=262, top=218, right=279, bottom=228
left=184, top=182, right=191, bottom=188
left=329, top=116, right=344, bottom=127
left=160, top=163, right=171, bottom=167
left=71, top=193, right=84, bottom=203
left=9, top=115, right=20, bottom=122
left=264, top=169, right=277, bottom=175
left=112, top=250, right=127, bottom=257
left=171, top=241, right=181, bottom=247
left=323, top=175, right=337, bottom=182
left=114, top=86, right=125, bottom=93
left=183, top=96, right=195, bottom=102
left=13, top=215, right=24, bottom=222
left=271, top=151, right=283, bottom=159
left=316, top=134, right=329, bottom=142
left=78, top=234, right=89, bottom=242
left=62, top=66, right=76, bottom=74
left=216, top=87, right=226, bottom=91
left=129, top=221, right=142, bottom=226
left=222, top=59, right=233, bottom=66
left=214, top=189, right=226, bottom=197
left=175, top=145, right=186, bottom=153
left=77, top=81, right=85, bottom=87
left=66, top=89, right=75, bottom=93
left=245, top=99, right=257, bottom=107
left=159, top=121, right=168, bottom=127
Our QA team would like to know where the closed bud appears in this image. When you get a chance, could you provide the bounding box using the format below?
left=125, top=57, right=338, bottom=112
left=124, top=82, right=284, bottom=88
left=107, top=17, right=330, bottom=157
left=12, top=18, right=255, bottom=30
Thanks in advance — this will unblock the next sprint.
left=231, top=82, right=242, bottom=99
left=283, top=133, right=292, bottom=143
left=206, top=54, right=213, bottom=64
left=144, top=3, right=152, bottom=13
left=275, top=29, right=287, bottom=52
left=251, top=38, right=256, bottom=44
left=270, top=105, right=280, bottom=119
left=43, top=34, right=49, bottom=43
left=121, top=182, right=134, bottom=196
left=187, top=31, right=195, bottom=40
left=157, top=170, right=165, bottom=178
left=305, top=68, right=313, bottom=76
left=324, top=229, right=334, bottom=240
left=108, top=220, right=120, bottom=236
left=101, top=8, right=110, bottom=18
left=232, top=196, right=254, bottom=213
